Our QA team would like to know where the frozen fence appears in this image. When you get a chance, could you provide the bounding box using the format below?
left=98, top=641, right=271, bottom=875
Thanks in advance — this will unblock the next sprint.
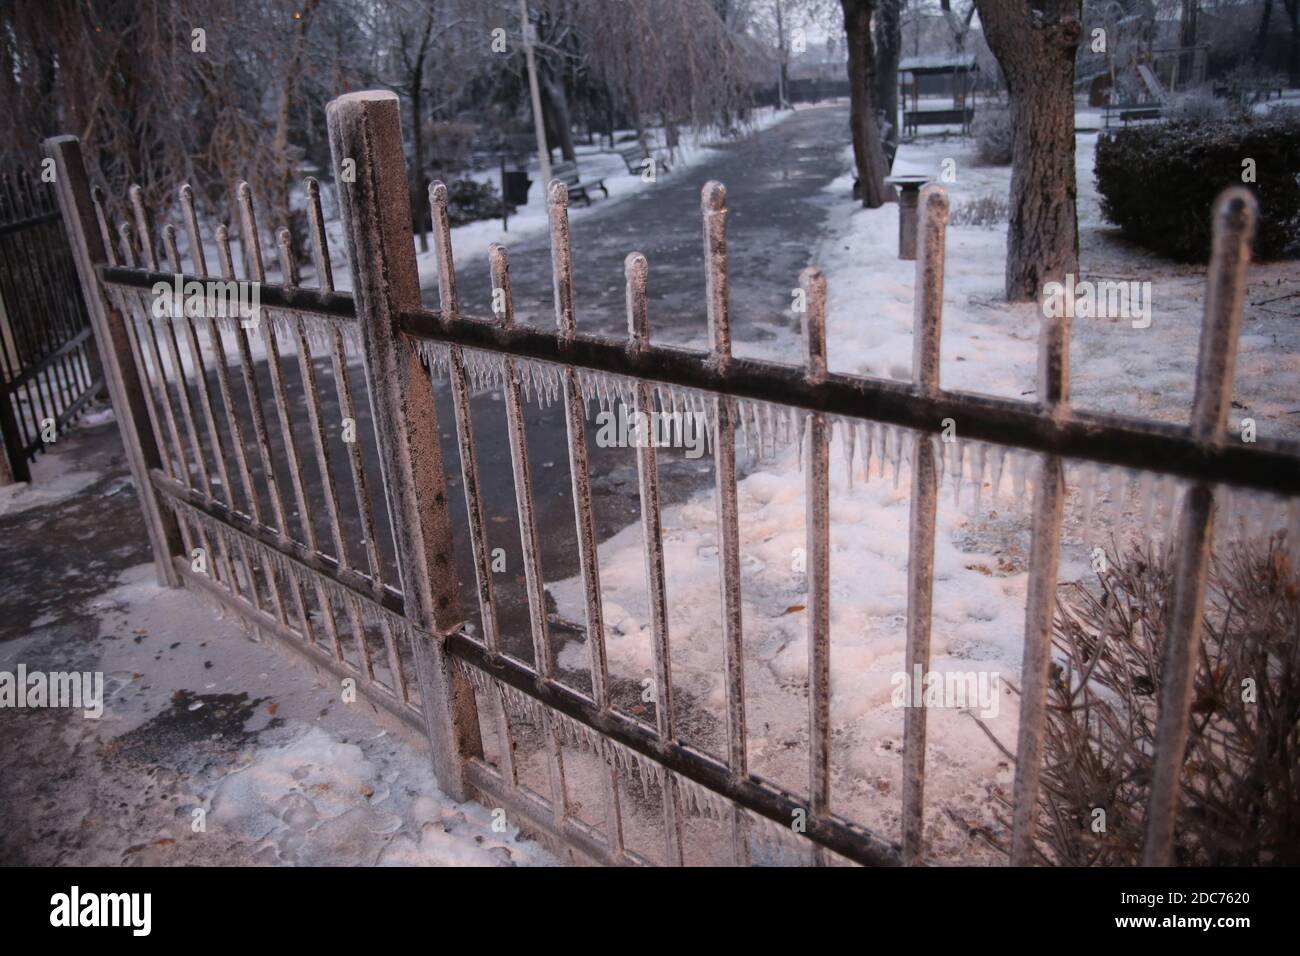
left=43, top=88, right=1300, bottom=866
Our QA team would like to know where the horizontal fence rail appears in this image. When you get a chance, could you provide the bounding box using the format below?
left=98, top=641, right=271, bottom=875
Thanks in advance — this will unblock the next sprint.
left=95, top=264, right=1300, bottom=499
left=46, top=88, right=1300, bottom=868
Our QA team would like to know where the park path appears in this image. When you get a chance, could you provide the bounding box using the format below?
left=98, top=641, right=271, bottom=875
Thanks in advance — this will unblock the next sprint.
left=425, top=102, right=851, bottom=349
left=425, top=103, right=854, bottom=665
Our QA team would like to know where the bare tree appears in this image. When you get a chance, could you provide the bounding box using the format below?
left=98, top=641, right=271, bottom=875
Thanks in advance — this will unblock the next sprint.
left=939, top=0, right=980, bottom=51
left=975, top=0, right=1083, bottom=301
left=842, top=0, right=893, bottom=206
left=1285, top=0, right=1300, bottom=83
left=874, top=0, right=903, bottom=156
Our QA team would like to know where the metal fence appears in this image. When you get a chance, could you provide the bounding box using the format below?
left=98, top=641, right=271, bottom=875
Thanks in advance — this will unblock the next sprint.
left=0, top=168, right=102, bottom=483
left=45, top=89, right=1300, bottom=866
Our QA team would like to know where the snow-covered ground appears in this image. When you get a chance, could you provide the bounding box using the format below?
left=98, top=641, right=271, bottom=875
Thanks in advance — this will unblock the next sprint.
left=542, top=126, right=1300, bottom=863
left=0, top=434, right=556, bottom=866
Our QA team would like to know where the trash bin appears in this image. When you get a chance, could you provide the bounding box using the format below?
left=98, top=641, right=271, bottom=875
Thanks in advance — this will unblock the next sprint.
left=502, top=170, right=532, bottom=207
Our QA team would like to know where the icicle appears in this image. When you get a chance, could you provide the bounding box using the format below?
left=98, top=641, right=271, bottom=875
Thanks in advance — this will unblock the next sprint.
left=1138, top=471, right=1156, bottom=542
left=1010, top=452, right=1028, bottom=515
left=891, top=429, right=906, bottom=489
left=1078, top=464, right=1098, bottom=538
left=1109, top=468, right=1128, bottom=528
left=950, top=440, right=965, bottom=508
left=972, top=442, right=988, bottom=516
left=737, top=399, right=752, bottom=460
left=990, top=446, right=1007, bottom=510
left=795, top=411, right=807, bottom=471
left=933, top=435, right=946, bottom=485
left=1159, top=477, right=1180, bottom=552
left=759, top=402, right=774, bottom=460
left=842, top=418, right=856, bottom=488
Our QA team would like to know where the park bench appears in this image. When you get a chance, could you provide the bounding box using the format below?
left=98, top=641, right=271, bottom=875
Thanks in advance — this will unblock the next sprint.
left=553, top=159, right=608, bottom=205
left=902, top=106, right=975, bottom=136
left=615, top=142, right=670, bottom=177
left=1103, top=104, right=1162, bottom=127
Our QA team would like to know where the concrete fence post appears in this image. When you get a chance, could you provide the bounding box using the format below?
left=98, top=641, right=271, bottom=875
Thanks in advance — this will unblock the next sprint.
left=42, top=135, right=181, bottom=587
left=326, top=91, right=483, bottom=800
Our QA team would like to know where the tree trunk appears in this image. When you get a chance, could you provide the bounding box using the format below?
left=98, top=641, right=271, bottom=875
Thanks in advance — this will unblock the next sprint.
left=776, top=0, right=789, bottom=108
left=1286, top=0, right=1300, bottom=86
left=1255, top=0, right=1274, bottom=58
left=406, top=9, right=434, bottom=252
left=976, top=0, right=1082, bottom=302
left=411, top=81, right=428, bottom=253
left=538, top=58, right=577, bottom=162
left=874, top=0, right=902, bottom=160
left=841, top=0, right=891, bottom=208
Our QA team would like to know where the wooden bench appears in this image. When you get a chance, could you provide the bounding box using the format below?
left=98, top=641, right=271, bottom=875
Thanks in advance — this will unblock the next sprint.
left=615, top=143, right=670, bottom=177
left=902, top=107, right=975, bottom=136
left=1103, top=104, right=1162, bottom=127
left=553, top=160, right=608, bottom=206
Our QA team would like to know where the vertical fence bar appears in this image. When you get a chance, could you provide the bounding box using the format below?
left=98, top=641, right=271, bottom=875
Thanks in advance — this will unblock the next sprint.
left=276, top=228, right=345, bottom=659
left=208, top=223, right=265, bottom=608
left=430, top=184, right=501, bottom=655
left=160, top=224, right=228, bottom=590
left=547, top=179, right=626, bottom=860
left=43, top=136, right=181, bottom=586
left=801, top=266, right=832, bottom=867
left=430, top=183, right=514, bottom=784
left=327, top=90, right=482, bottom=799
left=158, top=226, right=213, bottom=498
left=304, top=177, right=387, bottom=680
left=175, top=188, right=248, bottom=600
left=702, top=180, right=750, bottom=866
left=901, top=184, right=948, bottom=865
left=1142, top=188, right=1255, bottom=866
left=238, top=184, right=317, bottom=644
left=626, top=250, right=685, bottom=866
left=1008, top=224, right=1073, bottom=867
left=491, top=241, right=570, bottom=825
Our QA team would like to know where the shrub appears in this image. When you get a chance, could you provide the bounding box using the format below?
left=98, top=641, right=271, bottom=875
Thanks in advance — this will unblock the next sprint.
left=1162, top=90, right=1251, bottom=125
left=949, top=195, right=1010, bottom=229
left=972, top=110, right=1013, bottom=166
left=1094, top=109, right=1300, bottom=261
left=986, top=535, right=1300, bottom=865
left=443, top=178, right=505, bottom=225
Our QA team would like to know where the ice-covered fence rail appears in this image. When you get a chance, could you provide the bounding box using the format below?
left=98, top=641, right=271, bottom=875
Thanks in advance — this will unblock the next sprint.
left=45, top=134, right=424, bottom=733
left=392, top=306, right=1300, bottom=501
left=46, top=87, right=1300, bottom=868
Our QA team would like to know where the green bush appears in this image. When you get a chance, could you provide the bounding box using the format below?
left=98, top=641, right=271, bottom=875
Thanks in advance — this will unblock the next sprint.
left=1094, top=109, right=1300, bottom=261
left=444, top=178, right=505, bottom=226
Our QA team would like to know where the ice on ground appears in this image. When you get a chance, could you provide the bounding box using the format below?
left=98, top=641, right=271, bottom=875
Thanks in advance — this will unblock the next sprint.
left=0, top=435, right=107, bottom=516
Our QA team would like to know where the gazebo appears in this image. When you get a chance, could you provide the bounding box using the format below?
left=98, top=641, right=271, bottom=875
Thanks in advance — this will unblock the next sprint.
left=897, top=52, right=978, bottom=136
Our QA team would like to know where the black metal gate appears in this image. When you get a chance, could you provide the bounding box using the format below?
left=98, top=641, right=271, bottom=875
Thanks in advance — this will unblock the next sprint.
left=0, top=169, right=102, bottom=483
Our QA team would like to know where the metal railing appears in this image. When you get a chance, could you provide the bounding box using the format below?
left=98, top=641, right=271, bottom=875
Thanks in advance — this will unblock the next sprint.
left=0, top=168, right=102, bottom=483
left=45, top=89, right=1300, bottom=867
